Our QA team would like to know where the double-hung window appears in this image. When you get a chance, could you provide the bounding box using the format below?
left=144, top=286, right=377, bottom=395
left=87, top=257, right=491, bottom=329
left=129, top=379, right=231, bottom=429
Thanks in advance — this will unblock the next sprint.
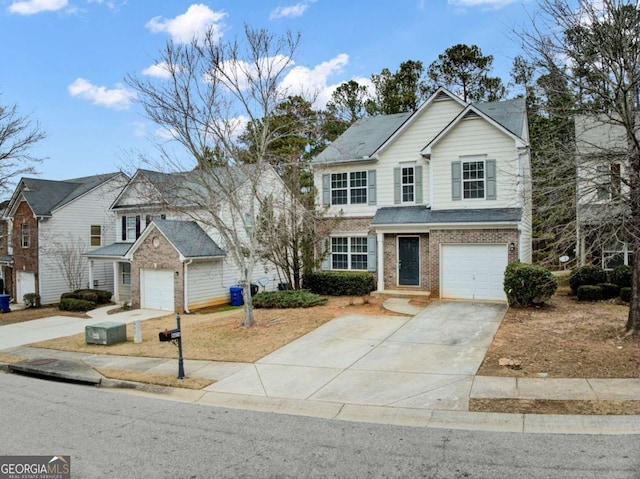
left=402, top=167, right=415, bottom=202
left=90, top=225, right=102, bottom=247
left=122, top=263, right=131, bottom=285
left=21, top=223, right=30, bottom=248
left=331, top=237, right=368, bottom=270
left=596, top=163, right=621, bottom=201
left=330, top=172, right=367, bottom=205
left=452, top=159, right=496, bottom=201
left=463, top=161, right=485, bottom=199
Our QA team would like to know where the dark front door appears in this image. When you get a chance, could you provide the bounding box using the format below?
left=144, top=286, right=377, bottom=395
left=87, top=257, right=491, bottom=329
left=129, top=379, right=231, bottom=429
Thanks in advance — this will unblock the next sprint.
left=398, top=237, right=420, bottom=286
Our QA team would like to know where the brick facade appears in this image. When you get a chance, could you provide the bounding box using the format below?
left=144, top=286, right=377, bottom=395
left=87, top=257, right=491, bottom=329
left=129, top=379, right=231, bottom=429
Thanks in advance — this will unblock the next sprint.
left=383, top=233, right=430, bottom=291
left=130, top=231, right=184, bottom=312
left=11, top=201, right=39, bottom=299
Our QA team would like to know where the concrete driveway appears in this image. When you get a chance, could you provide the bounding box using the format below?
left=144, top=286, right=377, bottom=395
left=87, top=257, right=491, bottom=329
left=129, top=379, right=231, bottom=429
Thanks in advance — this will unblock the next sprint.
left=205, top=301, right=507, bottom=411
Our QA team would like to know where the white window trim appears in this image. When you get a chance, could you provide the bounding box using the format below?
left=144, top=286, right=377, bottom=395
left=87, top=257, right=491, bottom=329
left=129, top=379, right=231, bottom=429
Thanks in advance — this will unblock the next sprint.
left=330, top=171, right=368, bottom=206
left=401, top=166, right=415, bottom=203
left=330, top=236, right=369, bottom=271
left=90, top=225, right=102, bottom=247
left=462, top=159, right=486, bottom=200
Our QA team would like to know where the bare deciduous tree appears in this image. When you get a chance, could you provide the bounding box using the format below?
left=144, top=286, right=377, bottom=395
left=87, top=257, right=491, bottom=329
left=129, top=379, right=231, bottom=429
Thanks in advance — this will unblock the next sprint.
left=127, top=26, right=303, bottom=327
left=0, top=95, right=45, bottom=193
left=521, top=0, right=640, bottom=334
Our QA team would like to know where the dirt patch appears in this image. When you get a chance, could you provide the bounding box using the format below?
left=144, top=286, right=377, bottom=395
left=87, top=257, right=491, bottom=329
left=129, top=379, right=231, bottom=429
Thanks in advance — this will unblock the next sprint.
left=470, top=398, right=640, bottom=415
left=96, top=368, right=213, bottom=390
left=0, top=307, right=87, bottom=325
left=30, top=296, right=388, bottom=363
left=474, top=287, right=639, bottom=415
left=477, top=287, right=639, bottom=379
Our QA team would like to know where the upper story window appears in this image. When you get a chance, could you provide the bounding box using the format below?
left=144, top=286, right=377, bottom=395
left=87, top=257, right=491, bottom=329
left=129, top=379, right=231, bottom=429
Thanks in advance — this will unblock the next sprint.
left=90, top=225, right=102, bottom=247
left=402, top=167, right=415, bottom=202
left=463, top=161, right=485, bottom=199
left=122, top=215, right=140, bottom=242
left=452, top=159, right=496, bottom=201
left=329, top=172, right=367, bottom=205
left=323, top=171, right=374, bottom=207
left=596, top=163, right=621, bottom=201
left=21, top=223, right=30, bottom=248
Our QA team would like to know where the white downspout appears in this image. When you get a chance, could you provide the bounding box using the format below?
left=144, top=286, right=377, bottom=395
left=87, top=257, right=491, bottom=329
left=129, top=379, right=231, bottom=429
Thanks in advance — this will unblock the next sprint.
left=183, top=259, right=193, bottom=313
left=377, top=232, right=384, bottom=292
left=113, top=262, right=119, bottom=302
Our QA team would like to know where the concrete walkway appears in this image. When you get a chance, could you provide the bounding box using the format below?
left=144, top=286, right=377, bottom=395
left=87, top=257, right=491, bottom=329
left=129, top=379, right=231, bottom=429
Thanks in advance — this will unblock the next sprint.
left=1, top=301, right=639, bottom=434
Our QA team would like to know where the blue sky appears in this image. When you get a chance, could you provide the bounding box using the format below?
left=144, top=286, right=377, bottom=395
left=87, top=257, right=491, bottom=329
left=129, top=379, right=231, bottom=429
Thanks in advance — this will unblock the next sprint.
left=0, top=0, right=534, bottom=184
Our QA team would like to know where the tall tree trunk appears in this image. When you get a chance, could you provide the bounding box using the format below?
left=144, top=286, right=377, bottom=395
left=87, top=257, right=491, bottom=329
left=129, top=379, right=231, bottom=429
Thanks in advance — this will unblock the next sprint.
left=625, top=148, right=640, bottom=335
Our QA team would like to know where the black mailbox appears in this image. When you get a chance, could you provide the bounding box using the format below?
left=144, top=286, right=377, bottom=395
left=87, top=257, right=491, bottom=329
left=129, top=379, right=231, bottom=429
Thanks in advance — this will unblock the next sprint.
left=159, top=328, right=181, bottom=342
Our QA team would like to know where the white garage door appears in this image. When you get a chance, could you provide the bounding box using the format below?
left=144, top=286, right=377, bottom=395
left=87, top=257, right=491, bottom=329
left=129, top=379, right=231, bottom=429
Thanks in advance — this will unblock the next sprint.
left=141, top=269, right=175, bottom=311
left=441, top=244, right=508, bottom=301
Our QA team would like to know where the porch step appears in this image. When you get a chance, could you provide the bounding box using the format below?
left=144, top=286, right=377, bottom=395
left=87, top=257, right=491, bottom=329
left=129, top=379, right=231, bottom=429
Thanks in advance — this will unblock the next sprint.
left=371, top=289, right=431, bottom=300
left=381, top=298, right=427, bottom=316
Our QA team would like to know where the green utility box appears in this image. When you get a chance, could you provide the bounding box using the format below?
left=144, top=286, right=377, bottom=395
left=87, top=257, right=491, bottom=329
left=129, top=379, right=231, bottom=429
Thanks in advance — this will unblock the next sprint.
left=85, top=321, right=127, bottom=345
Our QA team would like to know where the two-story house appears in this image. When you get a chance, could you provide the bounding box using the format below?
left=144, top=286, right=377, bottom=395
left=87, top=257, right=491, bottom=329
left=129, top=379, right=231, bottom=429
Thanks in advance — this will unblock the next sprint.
left=86, top=167, right=284, bottom=312
left=575, top=115, right=633, bottom=269
left=0, top=173, right=129, bottom=305
left=313, top=88, right=531, bottom=302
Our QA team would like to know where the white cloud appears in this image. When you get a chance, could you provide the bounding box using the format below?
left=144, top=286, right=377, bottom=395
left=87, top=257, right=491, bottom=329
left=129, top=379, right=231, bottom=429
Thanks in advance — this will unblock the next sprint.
left=280, top=53, right=350, bottom=107
left=448, top=0, right=515, bottom=9
left=269, top=1, right=312, bottom=20
left=68, top=78, right=135, bottom=110
left=142, top=62, right=176, bottom=79
left=146, top=4, right=226, bottom=44
left=8, top=0, right=68, bottom=15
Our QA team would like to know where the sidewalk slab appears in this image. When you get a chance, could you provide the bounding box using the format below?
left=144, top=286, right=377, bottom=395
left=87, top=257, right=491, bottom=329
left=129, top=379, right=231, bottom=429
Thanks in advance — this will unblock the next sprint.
left=588, top=378, right=640, bottom=400
left=517, top=378, right=598, bottom=400
left=470, top=376, right=517, bottom=399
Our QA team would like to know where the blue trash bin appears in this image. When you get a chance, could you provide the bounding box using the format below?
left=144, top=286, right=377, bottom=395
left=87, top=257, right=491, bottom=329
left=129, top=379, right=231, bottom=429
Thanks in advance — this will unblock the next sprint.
left=0, top=294, right=10, bottom=313
left=229, top=286, right=244, bottom=306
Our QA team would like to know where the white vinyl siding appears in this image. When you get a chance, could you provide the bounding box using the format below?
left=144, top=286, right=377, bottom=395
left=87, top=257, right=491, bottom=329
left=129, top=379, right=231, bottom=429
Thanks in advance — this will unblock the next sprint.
left=37, top=175, right=127, bottom=305
left=432, top=118, right=519, bottom=210
left=187, top=260, right=224, bottom=309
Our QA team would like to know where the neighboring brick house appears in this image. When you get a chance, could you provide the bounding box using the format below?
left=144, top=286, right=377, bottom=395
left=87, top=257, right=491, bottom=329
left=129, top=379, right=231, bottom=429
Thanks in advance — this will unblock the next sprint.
left=0, top=173, right=129, bottom=304
left=313, top=88, right=532, bottom=302
left=85, top=167, right=284, bottom=312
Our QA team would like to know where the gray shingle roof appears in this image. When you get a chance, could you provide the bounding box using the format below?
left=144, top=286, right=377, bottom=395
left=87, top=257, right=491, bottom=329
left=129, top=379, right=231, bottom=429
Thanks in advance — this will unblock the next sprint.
left=313, top=112, right=411, bottom=165
left=313, top=95, right=527, bottom=165
left=84, top=242, right=133, bottom=258
left=371, top=206, right=522, bottom=225
left=153, top=219, right=226, bottom=258
left=19, top=173, right=122, bottom=216
left=475, top=97, right=527, bottom=138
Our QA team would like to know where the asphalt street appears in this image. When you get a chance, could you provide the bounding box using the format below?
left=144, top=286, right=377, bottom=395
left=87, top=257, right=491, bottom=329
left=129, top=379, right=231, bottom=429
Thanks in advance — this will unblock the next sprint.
left=0, top=373, right=637, bottom=479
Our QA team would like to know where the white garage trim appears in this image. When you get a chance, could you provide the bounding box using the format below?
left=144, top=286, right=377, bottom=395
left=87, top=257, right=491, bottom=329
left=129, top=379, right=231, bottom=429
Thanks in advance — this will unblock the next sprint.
left=141, top=268, right=175, bottom=311
left=440, top=244, right=508, bottom=301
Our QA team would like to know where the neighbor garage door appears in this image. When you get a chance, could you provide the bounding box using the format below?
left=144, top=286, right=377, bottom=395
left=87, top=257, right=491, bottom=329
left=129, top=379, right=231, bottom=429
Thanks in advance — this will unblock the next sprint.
left=141, top=269, right=175, bottom=311
left=441, top=244, right=508, bottom=301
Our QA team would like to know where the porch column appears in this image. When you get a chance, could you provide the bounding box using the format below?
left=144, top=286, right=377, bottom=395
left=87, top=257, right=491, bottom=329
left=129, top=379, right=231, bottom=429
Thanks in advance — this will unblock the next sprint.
left=113, top=262, right=119, bottom=302
left=377, top=232, right=384, bottom=292
left=88, top=260, right=94, bottom=290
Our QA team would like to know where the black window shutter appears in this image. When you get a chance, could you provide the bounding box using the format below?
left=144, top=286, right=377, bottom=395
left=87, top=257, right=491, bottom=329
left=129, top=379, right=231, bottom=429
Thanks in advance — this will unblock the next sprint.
left=121, top=216, right=126, bottom=241
left=135, top=215, right=141, bottom=238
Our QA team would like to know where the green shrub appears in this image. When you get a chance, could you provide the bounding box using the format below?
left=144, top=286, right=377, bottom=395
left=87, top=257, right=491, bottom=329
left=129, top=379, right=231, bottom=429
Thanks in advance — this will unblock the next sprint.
left=23, top=293, right=41, bottom=308
left=620, top=287, right=632, bottom=302
left=303, top=271, right=376, bottom=296
left=74, top=289, right=112, bottom=304
left=576, top=285, right=604, bottom=301
left=252, top=290, right=328, bottom=309
left=610, top=265, right=632, bottom=289
left=597, top=283, right=620, bottom=300
left=503, top=262, right=558, bottom=307
left=59, top=297, right=96, bottom=312
left=569, top=265, right=607, bottom=293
